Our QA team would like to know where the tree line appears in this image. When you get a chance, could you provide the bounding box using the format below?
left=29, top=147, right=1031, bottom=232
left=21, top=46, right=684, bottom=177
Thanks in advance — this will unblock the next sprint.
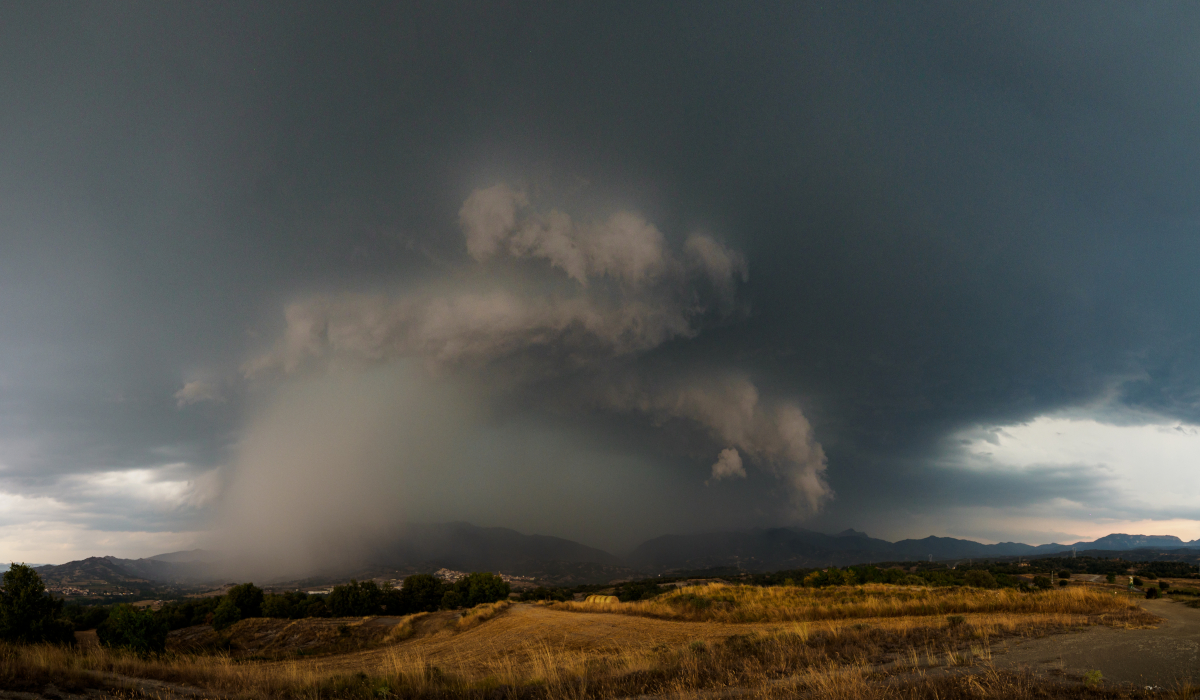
left=1, top=564, right=509, bottom=653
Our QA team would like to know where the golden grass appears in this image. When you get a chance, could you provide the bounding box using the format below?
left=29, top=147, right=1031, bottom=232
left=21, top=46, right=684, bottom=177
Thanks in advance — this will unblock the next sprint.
left=0, top=585, right=1164, bottom=699
left=550, top=582, right=1145, bottom=623
left=455, top=599, right=512, bottom=631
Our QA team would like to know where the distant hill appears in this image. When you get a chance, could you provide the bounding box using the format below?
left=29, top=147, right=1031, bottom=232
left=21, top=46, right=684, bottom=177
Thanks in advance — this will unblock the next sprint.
left=31, top=525, right=1200, bottom=588
left=36, top=523, right=636, bottom=588
left=628, top=529, right=1200, bottom=573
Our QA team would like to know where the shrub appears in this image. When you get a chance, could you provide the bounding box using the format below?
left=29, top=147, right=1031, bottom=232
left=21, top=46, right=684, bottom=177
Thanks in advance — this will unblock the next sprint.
left=156, top=597, right=222, bottom=631
left=1145, top=573, right=1158, bottom=580
left=1057, top=570, right=1071, bottom=580
left=946, top=615, right=965, bottom=628
left=1133, top=577, right=1143, bottom=587
left=1032, top=576, right=1052, bottom=590
left=1159, top=581, right=1170, bottom=590
left=1145, top=587, right=1160, bottom=600
left=1058, top=580, right=1069, bottom=587
left=1083, top=669, right=1103, bottom=688
left=963, top=570, right=996, bottom=588
left=1105, top=573, right=1116, bottom=584
left=63, top=603, right=109, bottom=631
left=96, top=604, right=168, bottom=653
left=517, top=587, right=571, bottom=602
left=0, top=564, right=74, bottom=644
left=211, top=598, right=241, bottom=630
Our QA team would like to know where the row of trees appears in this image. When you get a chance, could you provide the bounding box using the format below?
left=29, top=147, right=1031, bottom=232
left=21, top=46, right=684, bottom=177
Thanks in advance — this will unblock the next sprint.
left=3, top=564, right=511, bottom=653
left=191, top=572, right=511, bottom=630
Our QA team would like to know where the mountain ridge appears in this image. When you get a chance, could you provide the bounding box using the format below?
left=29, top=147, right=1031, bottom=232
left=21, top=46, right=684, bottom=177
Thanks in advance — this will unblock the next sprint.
left=29, top=524, right=1200, bottom=587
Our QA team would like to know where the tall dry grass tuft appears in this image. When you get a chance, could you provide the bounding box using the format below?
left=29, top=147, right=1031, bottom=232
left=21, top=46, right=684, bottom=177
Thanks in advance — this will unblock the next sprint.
left=456, top=599, right=512, bottom=631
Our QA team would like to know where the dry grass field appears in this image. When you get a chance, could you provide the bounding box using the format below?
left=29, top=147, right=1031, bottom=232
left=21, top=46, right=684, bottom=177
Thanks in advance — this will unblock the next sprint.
left=0, top=583, right=1179, bottom=700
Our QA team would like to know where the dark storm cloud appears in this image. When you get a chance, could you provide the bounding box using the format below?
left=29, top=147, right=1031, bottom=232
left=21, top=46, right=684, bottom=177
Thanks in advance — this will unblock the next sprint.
left=3, top=1, right=1200, bottom=559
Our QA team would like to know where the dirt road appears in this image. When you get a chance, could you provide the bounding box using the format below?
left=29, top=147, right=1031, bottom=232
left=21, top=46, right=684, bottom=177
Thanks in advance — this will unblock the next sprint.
left=994, top=597, right=1199, bottom=688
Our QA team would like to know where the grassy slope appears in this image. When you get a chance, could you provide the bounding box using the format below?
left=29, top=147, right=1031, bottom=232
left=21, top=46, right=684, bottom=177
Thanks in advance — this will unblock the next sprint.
left=1, top=584, right=1163, bottom=699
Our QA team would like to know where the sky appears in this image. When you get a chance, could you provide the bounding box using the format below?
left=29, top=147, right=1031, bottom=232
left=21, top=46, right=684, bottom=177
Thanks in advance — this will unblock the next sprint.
left=5, top=2, right=1200, bottom=565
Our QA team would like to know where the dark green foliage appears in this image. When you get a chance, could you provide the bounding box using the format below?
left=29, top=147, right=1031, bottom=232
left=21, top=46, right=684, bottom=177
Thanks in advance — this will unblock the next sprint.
left=262, top=591, right=314, bottom=619
left=1143, top=572, right=1158, bottom=580
left=225, top=583, right=264, bottom=619
left=1136, top=562, right=1198, bottom=578
left=1159, top=581, right=1170, bottom=590
left=1057, top=579, right=1068, bottom=587
left=616, top=580, right=666, bottom=602
left=1106, top=573, right=1116, bottom=584
left=517, top=586, right=572, bottom=602
left=328, top=580, right=402, bottom=617
left=1057, top=570, right=1071, bottom=579
left=211, top=598, right=241, bottom=630
left=96, top=604, right=168, bottom=653
left=156, top=597, right=222, bottom=631
left=63, top=603, right=109, bottom=631
left=1032, top=576, right=1052, bottom=590
left=0, top=564, right=74, bottom=644
left=1133, top=577, right=1143, bottom=587
left=400, top=574, right=446, bottom=613
left=1145, top=587, right=1161, bottom=599
left=963, top=570, right=996, bottom=588
left=451, top=573, right=510, bottom=608
left=440, top=589, right=462, bottom=610
left=305, top=598, right=331, bottom=618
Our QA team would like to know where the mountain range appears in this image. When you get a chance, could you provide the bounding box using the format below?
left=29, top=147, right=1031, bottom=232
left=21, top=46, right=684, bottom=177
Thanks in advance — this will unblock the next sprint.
left=28, top=523, right=1200, bottom=589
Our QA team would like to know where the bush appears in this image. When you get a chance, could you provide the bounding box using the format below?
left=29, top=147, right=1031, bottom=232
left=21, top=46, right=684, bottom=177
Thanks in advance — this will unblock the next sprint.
left=963, top=570, right=996, bottom=588
left=63, top=603, right=110, bottom=631
left=211, top=598, right=241, bottom=630
left=1057, top=570, right=1071, bottom=580
left=156, top=597, right=222, bottom=631
left=1106, top=573, right=1116, bottom=584
left=96, top=604, right=168, bottom=653
left=1032, top=576, right=1052, bottom=590
left=1133, top=577, right=1143, bottom=587
left=617, top=580, right=666, bottom=601
left=0, top=564, right=74, bottom=644
left=1058, top=579, right=1069, bottom=587
left=1159, top=581, right=1170, bottom=590
left=1145, top=587, right=1161, bottom=600
left=517, top=587, right=571, bottom=602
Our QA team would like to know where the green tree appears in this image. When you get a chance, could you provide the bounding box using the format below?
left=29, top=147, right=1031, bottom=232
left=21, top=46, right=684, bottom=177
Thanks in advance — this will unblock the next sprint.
left=1032, top=576, right=1052, bottom=590
left=400, top=574, right=446, bottom=613
left=0, top=564, right=74, bottom=644
left=963, top=570, right=996, bottom=588
left=1105, top=573, right=1116, bottom=584
left=211, top=598, right=241, bottom=630
left=96, top=604, right=167, bottom=653
left=453, top=572, right=511, bottom=608
left=225, top=583, right=264, bottom=619
left=1057, top=570, right=1071, bottom=580
left=329, top=580, right=390, bottom=617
